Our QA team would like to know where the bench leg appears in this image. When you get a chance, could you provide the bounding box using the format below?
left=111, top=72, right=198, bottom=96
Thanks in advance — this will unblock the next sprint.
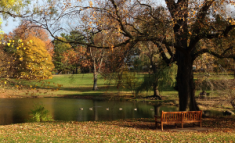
left=161, top=123, right=163, bottom=131
left=181, top=123, right=183, bottom=128
left=200, top=121, right=202, bottom=127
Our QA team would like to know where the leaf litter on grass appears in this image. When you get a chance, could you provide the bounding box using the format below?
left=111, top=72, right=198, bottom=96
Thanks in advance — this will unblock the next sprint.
left=0, top=117, right=234, bottom=142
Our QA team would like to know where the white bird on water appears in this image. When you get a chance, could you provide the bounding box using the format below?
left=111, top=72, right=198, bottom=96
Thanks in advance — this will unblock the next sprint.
left=80, top=108, right=83, bottom=110
left=89, top=108, right=93, bottom=110
left=106, top=108, right=109, bottom=110
left=134, top=108, right=137, bottom=111
left=119, top=108, right=122, bottom=110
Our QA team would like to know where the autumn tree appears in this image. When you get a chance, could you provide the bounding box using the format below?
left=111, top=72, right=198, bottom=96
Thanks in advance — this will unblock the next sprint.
left=0, top=21, right=55, bottom=79
left=13, top=36, right=54, bottom=79
left=30, top=0, right=235, bottom=111
left=0, top=0, right=25, bottom=78
left=12, top=21, right=54, bottom=55
left=62, top=48, right=81, bottom=73
left=0, top=43, right=16, bottom=78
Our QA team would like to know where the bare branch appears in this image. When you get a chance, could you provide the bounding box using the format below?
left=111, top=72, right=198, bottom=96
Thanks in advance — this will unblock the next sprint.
left=193, top=47, right=235, bottom=61
left=0, top=11, right=27, bottom=18
left=200, top=25, right=235, bottom=40
left=189, top=0, right=215, bottom=50
left=196, top=0, right=215, bottom=22
left=109, top=0, right=133, bottom=38
left=165, top=44, right=173, bottom=58
left=223, top=25, right=235, bottom=37
left=152, top=41, right=171, bottom=64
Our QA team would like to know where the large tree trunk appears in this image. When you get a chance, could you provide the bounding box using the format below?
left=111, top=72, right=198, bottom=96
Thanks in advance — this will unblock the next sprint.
left=176, top=52, right=199, bottom=111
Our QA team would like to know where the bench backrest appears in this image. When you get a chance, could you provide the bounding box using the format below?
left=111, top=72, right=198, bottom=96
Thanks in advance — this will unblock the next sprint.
left=161, top=111, right=202, bottom=122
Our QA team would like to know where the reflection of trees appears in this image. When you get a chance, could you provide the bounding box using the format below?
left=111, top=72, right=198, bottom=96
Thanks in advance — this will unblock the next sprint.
left=0, top=111, right=14, bottom=125
left=93, top=100, right=98, bottom=121
left=0, top=99, right=179, bottom=125
left=153, top=104, right=162, bottom=117
left=0, top=99, right=41, bottom=125
left=91, top=101, right=156, bottom=121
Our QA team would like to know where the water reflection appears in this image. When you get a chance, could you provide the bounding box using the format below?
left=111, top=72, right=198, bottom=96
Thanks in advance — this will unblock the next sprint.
left=0, top=98, right=178, bottom=125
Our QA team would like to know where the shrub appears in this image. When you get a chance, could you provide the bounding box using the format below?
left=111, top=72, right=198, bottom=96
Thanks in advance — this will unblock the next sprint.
left=28, top=105, right=54, bottom=122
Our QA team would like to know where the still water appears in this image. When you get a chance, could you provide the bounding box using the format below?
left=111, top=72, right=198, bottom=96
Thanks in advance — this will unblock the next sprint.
left=0, top=98, right=177, bottom=125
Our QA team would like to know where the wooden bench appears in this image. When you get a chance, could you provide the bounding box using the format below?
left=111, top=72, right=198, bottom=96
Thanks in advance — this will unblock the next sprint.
left=155, top=110, right=202, bottom=131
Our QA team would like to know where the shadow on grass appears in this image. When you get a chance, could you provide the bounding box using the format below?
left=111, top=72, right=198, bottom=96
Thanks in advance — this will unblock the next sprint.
left=103, top=116, right=235, bottom=131
left=58, top=93, right=107, bottom=98
left=34, top=84, right=139, bottom=95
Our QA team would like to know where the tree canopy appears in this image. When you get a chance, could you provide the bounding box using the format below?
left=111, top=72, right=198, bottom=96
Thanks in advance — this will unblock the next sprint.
left=15, top=36, right=54, bottom=79
left=0, top=0, right=30, bottom=28
left=22, top=0, right=235, bottom=110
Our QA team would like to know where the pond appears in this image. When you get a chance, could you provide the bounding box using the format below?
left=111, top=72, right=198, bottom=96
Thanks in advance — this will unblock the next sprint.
left=0, top=98, right=178, bottom=125
left=0, top=98, right=230, bottom=125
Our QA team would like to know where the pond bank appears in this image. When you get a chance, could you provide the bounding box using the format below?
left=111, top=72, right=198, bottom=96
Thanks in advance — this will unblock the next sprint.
left=0, top=88, right=234, bottom=112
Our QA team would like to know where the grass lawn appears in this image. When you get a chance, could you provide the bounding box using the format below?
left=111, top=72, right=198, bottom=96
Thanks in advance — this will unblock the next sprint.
left=0, top=117, right=235, bottom=142
left=2, top=73, right=178, bottom=99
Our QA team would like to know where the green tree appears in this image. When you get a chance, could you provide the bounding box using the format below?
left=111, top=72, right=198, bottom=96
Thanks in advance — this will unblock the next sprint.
left=62, top=30, right=87, bottom=74
left=135, top=41, right=177, bottom=100
left=52, top=36, right=72, bottom=74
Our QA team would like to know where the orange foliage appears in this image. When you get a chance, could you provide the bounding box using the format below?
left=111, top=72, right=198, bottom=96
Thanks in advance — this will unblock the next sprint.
left=13, top=21, right=54, bottom=56
left=62, top=46, right=91, bottom=68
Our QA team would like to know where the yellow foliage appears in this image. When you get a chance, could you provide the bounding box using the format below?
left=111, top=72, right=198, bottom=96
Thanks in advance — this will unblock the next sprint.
left=0, top=0, right=24, bottom=35
left=16, top=36, right=54, bottom=80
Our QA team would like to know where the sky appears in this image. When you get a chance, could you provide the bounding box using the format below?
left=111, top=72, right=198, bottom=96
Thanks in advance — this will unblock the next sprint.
left=1, top=0, right=91, bottom=34
left=1, top=16, right=20, bottom=34
left=1, top=0, right=235, bottom=35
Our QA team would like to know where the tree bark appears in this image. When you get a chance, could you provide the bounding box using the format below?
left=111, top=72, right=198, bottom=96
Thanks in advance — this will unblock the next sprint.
left=176, top=51, right=199, bottom=111
left=93, top=60, right=98, bottom=90
left=150, top=56, right=161, bottom=100
left=153, top=83, right=162, bottom=100
left=75, top=64, right=78, bottom=74
left=234, top=62, right=235, bottom=79
left=93, top=73, right=98, bottom=90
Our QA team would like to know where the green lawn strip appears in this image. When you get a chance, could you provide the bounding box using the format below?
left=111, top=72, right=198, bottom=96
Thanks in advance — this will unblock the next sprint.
left=0, top=117, right=235, bottom=142
left=2, top=73, right=176, bottom=99
left=1, top=73, right=234, bottom=101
